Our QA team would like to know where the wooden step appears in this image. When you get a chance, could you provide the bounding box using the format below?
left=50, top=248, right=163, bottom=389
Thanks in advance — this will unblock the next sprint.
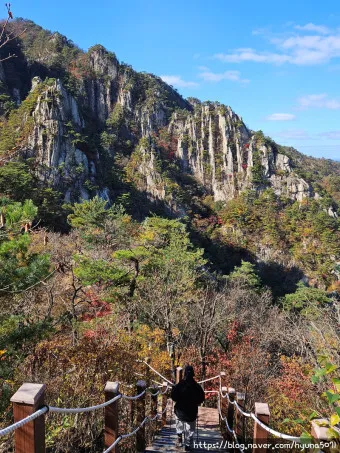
left=146, top=406, right=227, bottom=452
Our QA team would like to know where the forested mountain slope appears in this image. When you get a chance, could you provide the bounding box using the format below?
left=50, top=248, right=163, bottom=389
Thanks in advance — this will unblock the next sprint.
left=0, top=18, right=339, bottom=453
left=0, top=19, right=338, bottom=291
left=0, top=20, right=329, bottom=205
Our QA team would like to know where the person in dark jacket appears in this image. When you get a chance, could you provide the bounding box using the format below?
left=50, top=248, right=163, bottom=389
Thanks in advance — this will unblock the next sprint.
left=171, top=365, right=205, bottom=451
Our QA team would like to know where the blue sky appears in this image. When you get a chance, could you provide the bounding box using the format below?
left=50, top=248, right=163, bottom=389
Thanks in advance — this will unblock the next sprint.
left=11, top=0, right=340, bottom=160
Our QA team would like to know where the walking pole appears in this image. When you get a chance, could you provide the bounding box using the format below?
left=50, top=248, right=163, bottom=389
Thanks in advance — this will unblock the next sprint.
left=169, top=400, right=172, bottom=443
left=196, top=416, right=199, bottom=444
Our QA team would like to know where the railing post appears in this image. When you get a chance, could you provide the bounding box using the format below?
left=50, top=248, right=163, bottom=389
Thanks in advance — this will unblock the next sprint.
left=176, top=367, right=183, bottom=383
left=130, top=397, right=135, bottom=430
left=104, top=382, right=119, bottom=452
left=253, top=402, right=270, bottom=453
left=227, top=387, right=236, bottom=441
left=150, top=385, right=159, bottom=437
left=10, top=383, right=46, bottom=453
left=136, top=380, right=146, bottom=453
left=150, top=385, right=158, bottom=418
left=235, top=392, right=245, bottom=441
left=220, top=386, right=228, bottom=439
left=311, top=418, right=330, bottom=440
left=220, top=371, right=227, bottom=389
left=161, top=381, right=168, bottom=426
left=145, top=357, right=151, bottom=386
left=311, top=418, right=340, bottom=450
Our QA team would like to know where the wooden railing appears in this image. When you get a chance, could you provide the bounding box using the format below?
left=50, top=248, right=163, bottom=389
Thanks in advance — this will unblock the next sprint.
left=5, top=379, right=169, bottom=453
left=1, top=366, right=338, bottom=452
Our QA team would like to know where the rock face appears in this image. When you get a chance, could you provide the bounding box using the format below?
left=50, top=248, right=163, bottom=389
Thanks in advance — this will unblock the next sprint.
left=0, top=33, right=318, bottom=206
left=169, top=102, right=312, bottom=202
left=26, top=78, right=96, bottom=201
left=85, top=46, right=119, bottom=123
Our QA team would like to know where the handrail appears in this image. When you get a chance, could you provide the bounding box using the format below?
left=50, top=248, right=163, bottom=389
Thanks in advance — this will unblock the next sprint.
left=0, top=407, right=48, bottom=437
left=0, top=387, right=157, bottom=435
left=218, top=378, right=301, bottom=443
left=1, top=365, right=309, bottom=449
left=197, top=374, right=221, bottom=384
left=250, top=413, right=301, bottom=442
left=141, top=361, right=224, bottom=387
left=140, top=360, right=174, bottom=386
left=160, top=384, right=170, bottom=395
left=120, top=389, right=146, bottom=401
left=49, top=394, right=123, bottom=414
left=103, top=403, right=168, bottom=453
left=217, top=392, right=244, bottom=452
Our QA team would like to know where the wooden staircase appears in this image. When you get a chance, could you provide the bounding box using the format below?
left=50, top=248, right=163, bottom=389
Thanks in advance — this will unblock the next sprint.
left=4, top=367, right=334, bottom=453
left=146, top=406, right=226, bottom=452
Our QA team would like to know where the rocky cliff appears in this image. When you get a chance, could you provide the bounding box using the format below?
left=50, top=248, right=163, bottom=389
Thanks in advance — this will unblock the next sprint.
left=0, top=19, right=339, bottom=290
left=169, top=102, right=313, bottom=202
left=0, top=19, right=337, bottom=211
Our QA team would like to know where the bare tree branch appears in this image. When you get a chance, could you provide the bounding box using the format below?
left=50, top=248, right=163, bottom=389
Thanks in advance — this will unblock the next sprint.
left=0, top=3, right=26, bottom=62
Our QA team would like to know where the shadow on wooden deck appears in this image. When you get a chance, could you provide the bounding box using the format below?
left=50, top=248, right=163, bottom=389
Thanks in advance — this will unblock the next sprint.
left=146, top=406, right=228, bottom=452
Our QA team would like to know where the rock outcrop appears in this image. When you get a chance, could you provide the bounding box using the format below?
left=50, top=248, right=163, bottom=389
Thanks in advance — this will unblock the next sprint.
left=85, top=46, right=119, bottom=123
left=169, top=102, right=312, bottom=202
left=26, top=78, right=96, bottom=201
left=0, top=23, right=327, bottom=208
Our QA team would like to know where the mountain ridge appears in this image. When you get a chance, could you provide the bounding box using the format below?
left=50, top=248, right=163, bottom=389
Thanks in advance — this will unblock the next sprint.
left=0, top=19, right=339, bottom=290
left=0, top=16, right=340, bottom=453
left=1, top=19, right=339, bottom=204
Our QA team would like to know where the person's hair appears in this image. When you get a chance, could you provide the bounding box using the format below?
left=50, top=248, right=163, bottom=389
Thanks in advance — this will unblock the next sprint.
left=183, top=364, right=195, bottom=379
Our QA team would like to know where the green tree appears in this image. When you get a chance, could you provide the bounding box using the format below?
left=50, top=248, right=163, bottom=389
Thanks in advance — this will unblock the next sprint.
left=73, top=256, right=129, bottom=287
left=111, top=217, right=206, bottom=371
left=298, top=357, right=340, bottom=444
left=229, top=260, right=261, bottom=289
left=35, top=188, right=68, bottom=230
left=0, top=199, right=51, bottom=291
left=0, top=162, right=34, bottom=201
left=68, top=196, right=110, bottom=229
left=252, top=151, right=268, bottom=185
left=283, top=282, right=330, bottom=316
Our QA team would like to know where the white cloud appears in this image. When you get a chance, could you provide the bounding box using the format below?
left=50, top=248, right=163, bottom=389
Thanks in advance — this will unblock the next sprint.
left=214, top=50, right=291, bottom=65
left=160, top=75, right=198, bottom=88
left=297, top=94, right=340, bottom=110
left=294, top=23, right=330, bottom=35
left=275, top=129, right=312, bottom=140
left=277, top=35, right=340, bottom=64
left=199, top=70, right=249, bottom=84
left=318, top=130, right=340, bottom=139
left=265, top=113, right=296, bottom=121
left=213, top=24, right=340, bottom=66
left=282, top=33, right=340, bottom=64
left=276, top=129, right=340, bottom=142
left=252, top=27, right=271, bottom=36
